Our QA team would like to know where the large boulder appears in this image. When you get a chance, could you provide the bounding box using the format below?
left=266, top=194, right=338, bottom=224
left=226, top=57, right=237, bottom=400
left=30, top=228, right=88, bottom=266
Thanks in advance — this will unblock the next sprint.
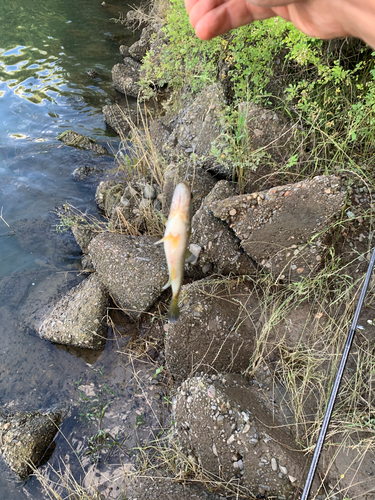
left=165, top=278, right=259, bottom=381
left=239, top=101, right=295, bottom=159
left=173, top=374, right=314, bottom=497
left=190, top=180, right=255, bottom=276
left=148, top=85, right=230, bottom=176
left=88, top=233, right=168, bottom=319
left=171, top=84, right=226, bottom=157
left=112, top=59, right=142, bottom=98
left=0, top=410, right=61, bottom=480
left=211, top=175, right=346, bottom=282
left=38, top=274, right=108, bottom=350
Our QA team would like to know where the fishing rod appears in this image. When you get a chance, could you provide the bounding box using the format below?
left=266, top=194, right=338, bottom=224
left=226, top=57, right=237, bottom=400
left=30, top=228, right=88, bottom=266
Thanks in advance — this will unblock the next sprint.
left=301, top=246, right=375, bottom=500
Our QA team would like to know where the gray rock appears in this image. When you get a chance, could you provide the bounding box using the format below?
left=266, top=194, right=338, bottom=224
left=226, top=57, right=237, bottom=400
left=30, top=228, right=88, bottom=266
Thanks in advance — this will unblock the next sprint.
left=95, top=181, right=126, bottom=216
left=147, top=85, right=230, bottom=177
left=119, top=45, right=131, bottom=59
left=103, top=103, right=132, bottom=136
left=0, top=410, right=61, bottom=479
left=112, top=59, right=141, bottom=98
left=211, top=175, right=346, bottom=282
left=38, top=274, right=108, bottom=350
left=191, top=180, right=255, bottom=276
left=172, top=84, right=226, bottom=158
left=238, top=101, right=295, bottom=160
left=88, top=233, right=168, bottom=319
left=144, top=184, right=157, bottom=200
left=148, top=118, right=175, bottom=156
left=165, top=278, right=259, bottom=381
left=172, top=374, right=313, bottom=497
left=128, top=24, right=158, bottom=62
left=57, top=130, right=110, bottom=155
left=71, top=223, right=97, bottom=255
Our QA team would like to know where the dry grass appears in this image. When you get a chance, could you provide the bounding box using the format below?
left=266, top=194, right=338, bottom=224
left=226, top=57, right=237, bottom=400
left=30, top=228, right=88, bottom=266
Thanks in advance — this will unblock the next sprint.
left=116, top=104, right=165, bottom=189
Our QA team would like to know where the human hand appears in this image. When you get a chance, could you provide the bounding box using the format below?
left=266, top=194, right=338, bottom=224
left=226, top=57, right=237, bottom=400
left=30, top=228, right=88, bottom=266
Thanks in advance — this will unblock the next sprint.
left=185, top=0, right=373, bottom=47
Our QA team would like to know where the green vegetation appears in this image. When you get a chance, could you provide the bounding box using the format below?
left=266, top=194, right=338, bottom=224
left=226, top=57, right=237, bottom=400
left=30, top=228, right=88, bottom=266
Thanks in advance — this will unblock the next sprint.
left=141, top=0, right=375, bottom=184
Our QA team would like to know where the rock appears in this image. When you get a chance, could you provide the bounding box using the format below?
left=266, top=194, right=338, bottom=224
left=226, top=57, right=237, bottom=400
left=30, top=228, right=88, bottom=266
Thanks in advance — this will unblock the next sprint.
left=211, top=175, right=346, bottom=282
left=172, top=373, right=312, bottom=497
left=38, top=274, right=108, bottom=350
left=71, top=164, right=104, bottom=180
left=0, top=410, right=61, bottom=480
left=148, top=118, right=175, bottom=156
left=147, top=85, right=230, bottom=176
left=128, top=24, right=159, bottom=62
left=162, top=162, right=217, bottom=216
left=112, top=59, right=142, bottom=98
left=119, top=45, right=131, bottom=59
left=239, top=101, right=295, bottom=159
left=143, top=183, right=157, bottom=200
left=95, top=181, right=126, bottom=215
left=71, top=223, right=97, bottom=255
left=190, top=180, right=255, bottom=276
left=165, top=278, right=259, bottom=381
left=88, top=233, right=168, bottom=319
left=171, top=84, right=226, bottom=157
left=57, top=130, right=110, bottom=155
left=103, top=103, right=133, bottom=136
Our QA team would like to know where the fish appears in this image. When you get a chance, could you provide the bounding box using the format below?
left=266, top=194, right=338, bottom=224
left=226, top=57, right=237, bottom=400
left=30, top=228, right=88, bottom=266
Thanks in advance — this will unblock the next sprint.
left=155, top=182, right=196, bottom=323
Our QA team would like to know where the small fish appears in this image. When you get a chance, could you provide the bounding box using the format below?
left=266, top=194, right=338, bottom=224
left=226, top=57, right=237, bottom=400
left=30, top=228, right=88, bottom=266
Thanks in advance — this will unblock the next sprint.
left=155, top=183, right=195, bottom=323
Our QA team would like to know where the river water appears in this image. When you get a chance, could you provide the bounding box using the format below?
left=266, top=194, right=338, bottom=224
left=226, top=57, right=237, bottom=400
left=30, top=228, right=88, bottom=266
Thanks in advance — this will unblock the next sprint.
left=0, top=1, right=148, bottom=498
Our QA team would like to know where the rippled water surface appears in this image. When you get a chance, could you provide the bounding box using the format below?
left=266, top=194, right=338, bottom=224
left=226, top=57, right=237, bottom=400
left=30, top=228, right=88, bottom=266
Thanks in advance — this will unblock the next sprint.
left=0, top=1, right=143, bottom=497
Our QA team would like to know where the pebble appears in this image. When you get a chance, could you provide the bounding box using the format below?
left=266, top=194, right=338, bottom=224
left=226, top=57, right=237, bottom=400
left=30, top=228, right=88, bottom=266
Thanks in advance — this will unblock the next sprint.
left=259, top=484, right=270, bottom=493
left=279, top=465, right=287, bottom=475
left=227, top=434, right=236, bottom=445
left=271, top=457, right=277, bottom=471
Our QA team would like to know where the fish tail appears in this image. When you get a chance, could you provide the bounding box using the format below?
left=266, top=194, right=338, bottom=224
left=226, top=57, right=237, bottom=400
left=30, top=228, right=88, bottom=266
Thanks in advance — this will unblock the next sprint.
left=168, top=296, right=180, bottom=323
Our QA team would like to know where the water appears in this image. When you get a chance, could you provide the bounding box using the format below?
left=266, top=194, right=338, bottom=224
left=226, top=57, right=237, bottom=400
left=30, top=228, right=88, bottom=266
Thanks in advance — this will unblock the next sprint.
left=0, top=1, right=150, bottom=498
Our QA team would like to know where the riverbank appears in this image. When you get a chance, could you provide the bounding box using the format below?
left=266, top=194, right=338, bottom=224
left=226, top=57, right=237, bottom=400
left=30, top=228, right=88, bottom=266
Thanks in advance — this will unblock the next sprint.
left=5, top=1, right=375, bottom=499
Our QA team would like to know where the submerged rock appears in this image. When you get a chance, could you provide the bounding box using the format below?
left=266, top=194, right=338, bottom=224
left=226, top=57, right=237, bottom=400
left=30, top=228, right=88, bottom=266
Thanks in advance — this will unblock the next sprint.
left=211, top=175, right=346, bottom=282
left=173, top=373, right=311, bottom=497
left=39, top=274, right=108, bottom=350
left=165, top=278, right=259, bottom=381
left=88, top=233, right=168, bottom=320
left=57, top=130, right=110, bottom=155
left=191, top=180, right=255, bottom=276
left=0, top=410, right=61, bottom=480
left=112, top=59, right=141, bottom=98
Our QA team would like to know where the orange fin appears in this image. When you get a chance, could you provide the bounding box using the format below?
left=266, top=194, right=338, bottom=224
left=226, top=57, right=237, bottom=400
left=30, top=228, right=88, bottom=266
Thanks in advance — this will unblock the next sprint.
left=154, top=237, right=166, bottom=245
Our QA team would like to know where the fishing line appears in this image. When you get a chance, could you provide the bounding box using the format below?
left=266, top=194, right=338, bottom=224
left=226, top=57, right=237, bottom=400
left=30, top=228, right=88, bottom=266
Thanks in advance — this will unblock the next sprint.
left=301, top=246, right=375, bottom=500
